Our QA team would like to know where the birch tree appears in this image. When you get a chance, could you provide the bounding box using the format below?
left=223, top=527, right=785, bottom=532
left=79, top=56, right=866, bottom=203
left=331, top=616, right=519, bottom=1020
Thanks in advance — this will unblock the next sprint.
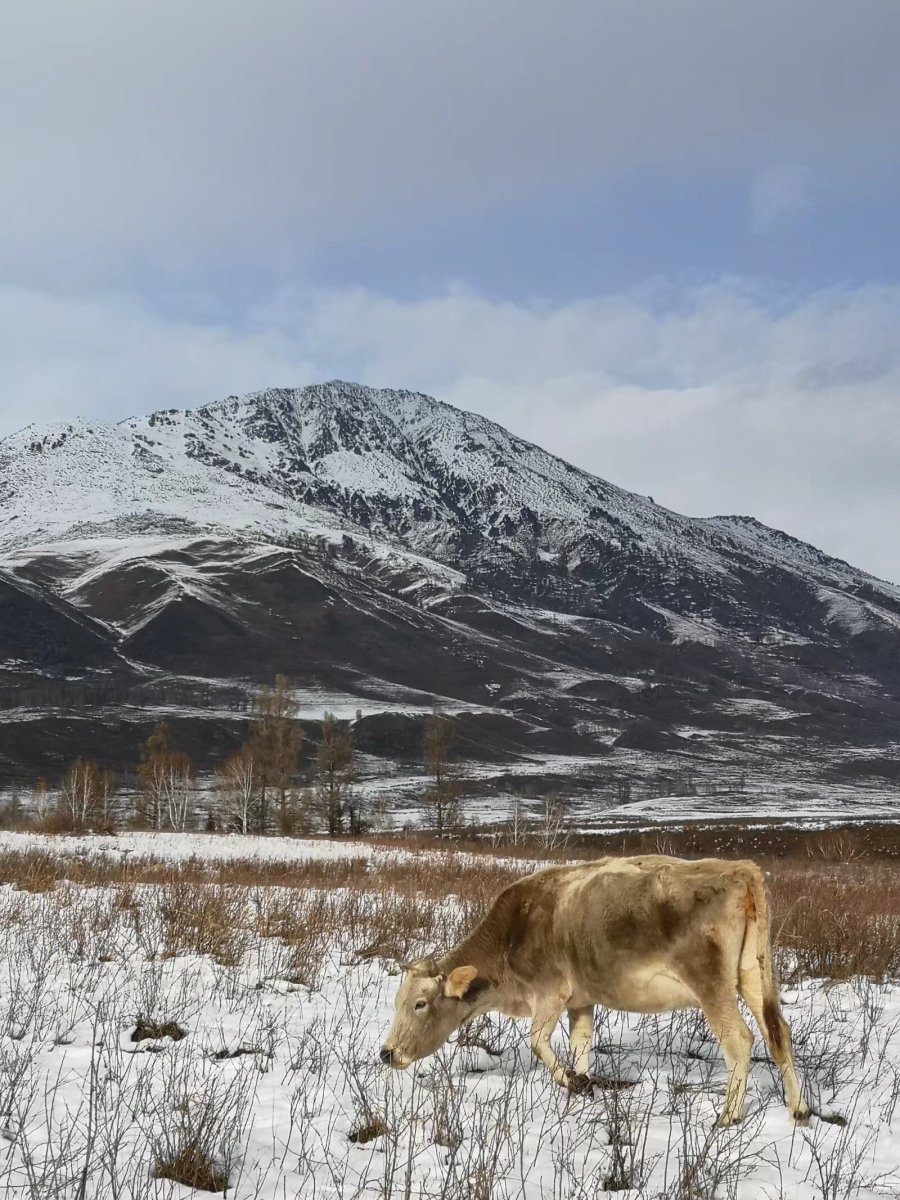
left=216, top=745, right=259, bottom=834
left=137, top=722, right=194, bottom=830
left=60, top=759, right=114, bottom=829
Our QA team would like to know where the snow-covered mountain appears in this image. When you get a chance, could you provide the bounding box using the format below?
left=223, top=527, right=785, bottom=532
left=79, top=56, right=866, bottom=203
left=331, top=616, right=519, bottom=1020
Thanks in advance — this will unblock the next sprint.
left=4, top=381, right=898, bottom=625
left=1, top=381, right=899, bottom=808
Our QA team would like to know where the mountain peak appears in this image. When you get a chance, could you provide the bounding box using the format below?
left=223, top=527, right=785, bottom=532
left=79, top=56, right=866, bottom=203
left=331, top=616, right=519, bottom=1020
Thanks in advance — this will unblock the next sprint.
left=1, top=382, right=897, bottom=632
left=2, top=380, right=900, bottom=801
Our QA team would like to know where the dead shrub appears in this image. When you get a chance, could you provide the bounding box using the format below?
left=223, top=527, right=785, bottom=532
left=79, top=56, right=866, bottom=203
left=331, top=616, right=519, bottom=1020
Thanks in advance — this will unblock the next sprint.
left=0, top=843, right=527, bottom=902
left=158, top=884, right=247, bottom=967
left=4, top=834, right=900, bottom=986
left=0, top=799, right=30, bottom=832
left=154, top=1136, right=227, bottom=1192
left=770, top=861, right=900, bottom=982
left=115, top=883, right=138, bottom=911
left=131, top=1019, right=186, bottom=1043
left=348, top=1117, right=390, bottom=1145
left=253, top=891, right=332, bottom=987
left=143, top=1055, right=254, bottom=1197
left=0, top=850, right=58, bottom=894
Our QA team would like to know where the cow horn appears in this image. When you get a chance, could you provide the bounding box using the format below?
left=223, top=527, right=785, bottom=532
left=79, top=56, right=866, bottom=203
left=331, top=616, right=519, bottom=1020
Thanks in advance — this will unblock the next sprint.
left=400, top=955, right=441, bottom=976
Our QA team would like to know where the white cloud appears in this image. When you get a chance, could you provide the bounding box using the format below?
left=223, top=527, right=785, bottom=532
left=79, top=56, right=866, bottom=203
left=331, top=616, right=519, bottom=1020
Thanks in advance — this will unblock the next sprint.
left=0, top=279, right=898, bottom=583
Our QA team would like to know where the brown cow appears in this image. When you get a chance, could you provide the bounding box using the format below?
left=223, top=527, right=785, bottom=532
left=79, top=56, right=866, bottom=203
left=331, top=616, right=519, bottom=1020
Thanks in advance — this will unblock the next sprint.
left=380, top=854, right=809, bottom=1126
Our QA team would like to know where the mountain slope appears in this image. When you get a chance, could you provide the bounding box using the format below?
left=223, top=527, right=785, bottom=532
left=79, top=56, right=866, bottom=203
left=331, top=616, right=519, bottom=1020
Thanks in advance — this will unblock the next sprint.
left=1, top=381, right=898, bottom=812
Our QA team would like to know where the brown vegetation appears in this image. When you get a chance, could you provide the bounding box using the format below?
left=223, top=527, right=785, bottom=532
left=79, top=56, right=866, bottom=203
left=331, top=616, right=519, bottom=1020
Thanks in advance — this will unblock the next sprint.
left=1, top=828, right=900, bottom=983
left=251, top=674, right=304, bottom=834
left=131, top=1019, right=186, bottom=1043
left=153, top=1137, right=227, bottom=1193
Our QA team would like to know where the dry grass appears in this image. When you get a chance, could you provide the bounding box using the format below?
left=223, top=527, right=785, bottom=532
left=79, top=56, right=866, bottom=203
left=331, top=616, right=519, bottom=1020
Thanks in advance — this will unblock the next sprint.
left=0, top=843, right=525, bottom=894
left=1, top=828, right=898, bottom=1198
left=375, top=821, right=900, bottom=863
left=2, top=831, right=900, bottom=982
left=769, top=860, right=900, bottom=982
left=159, top=884, right=248, bottom=966
left=153, top=1136, right=227, bottom=1192
left=347, top=1116, right=390, bottom=1145
left=131, top=1019, right=186, bottom=1043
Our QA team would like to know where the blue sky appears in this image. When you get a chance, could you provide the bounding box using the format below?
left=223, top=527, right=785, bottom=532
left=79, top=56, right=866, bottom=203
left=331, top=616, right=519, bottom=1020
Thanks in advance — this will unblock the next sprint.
left=1, top=0, right=899, bottom=580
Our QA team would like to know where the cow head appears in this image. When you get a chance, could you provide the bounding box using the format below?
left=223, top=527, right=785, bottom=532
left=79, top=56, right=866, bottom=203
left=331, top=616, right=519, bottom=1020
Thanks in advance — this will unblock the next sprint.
left=380, top=956, right=490, bottom=1069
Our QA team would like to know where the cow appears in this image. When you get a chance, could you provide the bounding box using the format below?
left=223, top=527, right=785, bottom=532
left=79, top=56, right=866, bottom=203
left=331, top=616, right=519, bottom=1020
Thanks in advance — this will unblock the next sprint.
left=380, top=854, right=809, bottom=1126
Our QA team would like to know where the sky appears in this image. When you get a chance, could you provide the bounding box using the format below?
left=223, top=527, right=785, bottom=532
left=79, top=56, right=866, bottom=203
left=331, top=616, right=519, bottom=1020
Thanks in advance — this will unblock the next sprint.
left=1, top=0, right=899, bottom=582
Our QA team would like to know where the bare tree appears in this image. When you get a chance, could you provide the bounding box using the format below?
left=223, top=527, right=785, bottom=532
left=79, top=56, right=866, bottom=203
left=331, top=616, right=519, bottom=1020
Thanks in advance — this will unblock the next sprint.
left=137, top=722, right=194, bottom=830
left=536, top=792, right=569, bottom=851
left=32, top=777, right=53, bottom=824
left=60, top=759, right=114, bottom=830
left=250, top=675, right=303, bottom=834
left=505, top=792, right=526, bottom=846
left=137, top=722, right=169, bottom=829
left=423, top=709, right=463, bottom=837
left=315, top=713, right=356, bottom=835
left=615, top=778, right=633, bottom=805
left=161, top=753, right=194, bottom=831
left=216, top=745, right=259, bottom=834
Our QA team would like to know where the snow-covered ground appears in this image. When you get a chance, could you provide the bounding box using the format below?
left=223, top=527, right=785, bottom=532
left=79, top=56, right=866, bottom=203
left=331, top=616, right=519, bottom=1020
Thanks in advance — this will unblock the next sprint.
left=0, top=828, right=389, bottom=864
left=580, top=788, right=900, bottom=830
left=0, top=846, right=898, bottom=1199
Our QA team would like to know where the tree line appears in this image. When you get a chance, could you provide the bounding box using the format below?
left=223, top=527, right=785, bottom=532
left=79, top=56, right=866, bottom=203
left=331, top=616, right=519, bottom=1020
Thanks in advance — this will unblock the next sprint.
left=8, top=676, right=466, bottom=837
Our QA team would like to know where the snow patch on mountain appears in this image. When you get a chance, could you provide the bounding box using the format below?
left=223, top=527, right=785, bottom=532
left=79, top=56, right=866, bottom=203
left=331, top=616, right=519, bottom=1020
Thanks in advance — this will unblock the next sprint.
left=2, top=381, right=899, bottom=648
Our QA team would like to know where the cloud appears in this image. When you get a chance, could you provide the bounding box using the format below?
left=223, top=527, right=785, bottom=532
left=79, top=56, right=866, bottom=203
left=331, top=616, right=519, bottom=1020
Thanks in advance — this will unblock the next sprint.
left=750, top=165, right=814, bottom=232
left=0, top=279, right=898, bottom=584
left=1, top=0, right=899, bottom=285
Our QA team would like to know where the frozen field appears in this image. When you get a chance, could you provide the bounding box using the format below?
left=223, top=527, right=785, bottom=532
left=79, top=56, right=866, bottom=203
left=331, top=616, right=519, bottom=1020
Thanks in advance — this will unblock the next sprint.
left=0, top=829, right=394, bottom=865
left=0, top=836, right=898, bottom=1197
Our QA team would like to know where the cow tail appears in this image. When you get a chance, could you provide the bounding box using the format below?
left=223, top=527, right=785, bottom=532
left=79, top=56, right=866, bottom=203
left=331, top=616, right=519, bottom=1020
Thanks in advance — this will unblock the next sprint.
left=744, top=866, right=787, bottom=1056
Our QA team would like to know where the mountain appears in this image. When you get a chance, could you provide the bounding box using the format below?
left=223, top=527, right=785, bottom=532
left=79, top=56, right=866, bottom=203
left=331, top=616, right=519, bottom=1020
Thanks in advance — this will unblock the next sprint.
left=1, top=381, right=899, bottom=820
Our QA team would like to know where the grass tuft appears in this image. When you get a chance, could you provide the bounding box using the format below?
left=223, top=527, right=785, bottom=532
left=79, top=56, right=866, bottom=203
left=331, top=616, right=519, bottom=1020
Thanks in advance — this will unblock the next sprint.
left=154, top=1136, right=227, bottom=1192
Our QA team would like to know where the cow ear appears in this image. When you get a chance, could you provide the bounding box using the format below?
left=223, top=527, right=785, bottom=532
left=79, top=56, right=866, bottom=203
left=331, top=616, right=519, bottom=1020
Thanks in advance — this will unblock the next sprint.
left=444, top=965, right=479, bottom=999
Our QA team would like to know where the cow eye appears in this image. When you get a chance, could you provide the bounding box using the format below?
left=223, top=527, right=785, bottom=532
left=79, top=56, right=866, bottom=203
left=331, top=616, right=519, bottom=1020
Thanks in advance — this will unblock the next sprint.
left=414, top=999, right=428, bottom=1011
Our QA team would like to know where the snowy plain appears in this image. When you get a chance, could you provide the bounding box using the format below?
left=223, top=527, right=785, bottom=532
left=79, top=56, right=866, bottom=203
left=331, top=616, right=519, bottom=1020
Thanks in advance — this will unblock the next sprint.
left=0, top=833, right=897, bottom=1197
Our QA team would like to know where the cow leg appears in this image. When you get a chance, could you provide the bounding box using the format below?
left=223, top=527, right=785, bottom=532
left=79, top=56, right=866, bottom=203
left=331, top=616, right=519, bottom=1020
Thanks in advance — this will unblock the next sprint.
left=739, top=966, right=809, bottom=1123
left=529, top=1001, right=575, bottom=1090
left=567, top=1005, right=594, bottom=1076
left=699, top=997, right=754, bottom=1127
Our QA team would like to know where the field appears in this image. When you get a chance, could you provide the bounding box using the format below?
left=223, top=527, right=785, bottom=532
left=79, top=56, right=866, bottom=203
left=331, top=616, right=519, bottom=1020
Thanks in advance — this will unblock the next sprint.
left=0, top=829, right=899, bottom=1198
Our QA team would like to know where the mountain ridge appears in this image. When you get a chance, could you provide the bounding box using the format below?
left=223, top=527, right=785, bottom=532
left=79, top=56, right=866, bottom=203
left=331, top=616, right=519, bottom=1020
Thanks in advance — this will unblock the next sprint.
left=3, top=380, right=896, bottom=593
left=0, top=381, right=898, bottom=815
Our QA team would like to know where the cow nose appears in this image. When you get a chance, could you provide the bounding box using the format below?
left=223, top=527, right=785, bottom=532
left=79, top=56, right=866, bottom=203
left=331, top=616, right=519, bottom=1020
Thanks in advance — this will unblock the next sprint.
left=379, top=1048, right=393, bottom=1066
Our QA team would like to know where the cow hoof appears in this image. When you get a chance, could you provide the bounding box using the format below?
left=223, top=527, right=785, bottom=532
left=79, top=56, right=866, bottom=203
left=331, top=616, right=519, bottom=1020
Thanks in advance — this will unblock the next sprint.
left=792, top=1107, right=812, bottom=1127
left=716, top=1113, right=742, bottom=1129
left=564, top=1069, right=594, bottom=1095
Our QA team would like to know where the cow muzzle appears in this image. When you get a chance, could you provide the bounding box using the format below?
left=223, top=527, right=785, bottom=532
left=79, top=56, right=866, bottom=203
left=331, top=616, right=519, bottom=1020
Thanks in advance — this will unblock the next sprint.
left=379, top=1046, right=409, bottom=1069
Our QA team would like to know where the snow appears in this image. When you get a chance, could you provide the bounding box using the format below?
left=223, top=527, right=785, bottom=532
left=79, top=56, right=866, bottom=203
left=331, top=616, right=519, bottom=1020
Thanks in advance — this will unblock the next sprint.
left=719, top=697, right=799, bottom=720
left=1, top=841, right=899, bottom=1197
left=4, top=381, right=898, bottom=620
left=0, top=829, right=391, bottom=864
left=648, top=606, right=724, bottom=646
left=820, top=587, right=900, bottom=636
left=595, top=788, right=900, bottom=828
left=3, top=379, right=900, bottom=836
